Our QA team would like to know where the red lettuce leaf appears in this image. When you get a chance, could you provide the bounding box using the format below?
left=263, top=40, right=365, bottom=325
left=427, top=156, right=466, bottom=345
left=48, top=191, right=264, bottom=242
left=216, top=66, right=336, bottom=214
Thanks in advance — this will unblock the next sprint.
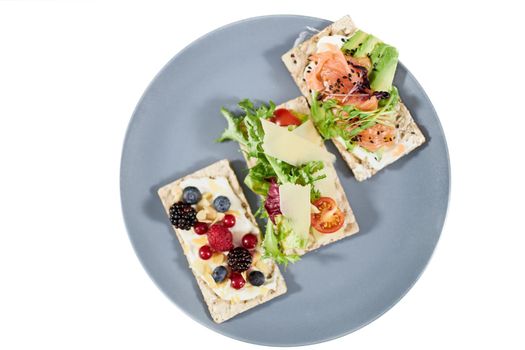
left=264, top=179, right=281, bottom=224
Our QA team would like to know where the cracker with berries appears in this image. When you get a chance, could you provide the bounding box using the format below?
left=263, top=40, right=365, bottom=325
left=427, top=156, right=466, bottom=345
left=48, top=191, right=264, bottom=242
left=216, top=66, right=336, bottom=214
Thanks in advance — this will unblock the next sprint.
left=158, top=159, right=287, bottom=323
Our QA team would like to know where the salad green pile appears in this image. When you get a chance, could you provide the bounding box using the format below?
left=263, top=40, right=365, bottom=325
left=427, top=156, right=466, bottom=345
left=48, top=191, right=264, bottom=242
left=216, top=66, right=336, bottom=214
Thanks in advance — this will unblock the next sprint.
left=218, top=100, right=325, bottom=265
left=310, top=87, right=400, bottom=154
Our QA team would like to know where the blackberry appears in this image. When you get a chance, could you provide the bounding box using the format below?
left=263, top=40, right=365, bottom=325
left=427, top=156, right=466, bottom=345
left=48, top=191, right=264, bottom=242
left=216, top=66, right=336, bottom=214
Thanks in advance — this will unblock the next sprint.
left=227, top=247, right=252, bottom=273
left=169, top=201, right=197, bottom=230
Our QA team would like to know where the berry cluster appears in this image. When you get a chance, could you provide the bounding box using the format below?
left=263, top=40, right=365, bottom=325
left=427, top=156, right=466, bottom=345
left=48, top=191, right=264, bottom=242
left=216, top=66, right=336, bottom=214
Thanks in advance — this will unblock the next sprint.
left=171, top=186, right=266, bottom=290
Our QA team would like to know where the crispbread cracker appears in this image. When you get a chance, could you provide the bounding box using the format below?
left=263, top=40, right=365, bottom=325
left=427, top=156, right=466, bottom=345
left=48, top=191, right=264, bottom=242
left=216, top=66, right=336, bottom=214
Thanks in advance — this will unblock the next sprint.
left=281, top=16, right=426, bottom=181
left=157, top=159, right=287, bottom=323
left=240, top=97, right=359, bottom=255
left=282, top=15, right=358, bottom=102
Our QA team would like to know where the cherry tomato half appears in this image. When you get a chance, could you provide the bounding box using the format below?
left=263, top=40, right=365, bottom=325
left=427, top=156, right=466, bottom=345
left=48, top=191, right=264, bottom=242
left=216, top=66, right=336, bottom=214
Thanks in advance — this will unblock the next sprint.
left=311, top=197, right=345, bottom=234
left=269, top=108, right=302, bottom=126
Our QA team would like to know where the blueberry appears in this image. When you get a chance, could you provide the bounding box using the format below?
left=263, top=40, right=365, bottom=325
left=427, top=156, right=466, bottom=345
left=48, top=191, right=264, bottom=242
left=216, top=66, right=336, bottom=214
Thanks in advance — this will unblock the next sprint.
left=248, top=270, right=265, bottom=287
left=182, top=186, right=201, bottom=204
left=213, top=196, right=230, bottom=212
left=212, top=266, right=228, bottom=283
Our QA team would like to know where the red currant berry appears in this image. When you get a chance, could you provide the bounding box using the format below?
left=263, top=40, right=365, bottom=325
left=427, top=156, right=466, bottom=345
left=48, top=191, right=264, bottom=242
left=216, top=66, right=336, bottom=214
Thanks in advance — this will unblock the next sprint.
left=223, top=214, right=236, bottom=228
left=230, top=272, right=245, bottom=289
left=241, top=233, right=258, bottom=249
left=198, top=245, right=212, bottom=260
left=193, top=222, right=208, bottom=235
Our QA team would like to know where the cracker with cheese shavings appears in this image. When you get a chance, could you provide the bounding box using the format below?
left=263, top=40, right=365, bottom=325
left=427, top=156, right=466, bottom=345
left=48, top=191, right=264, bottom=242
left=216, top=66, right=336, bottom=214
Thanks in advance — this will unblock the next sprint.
left=157, top=159, right=287, bottom=323
left=281, top=15, right=425, bottom=181
left=240, top=97, right=359, bottom=255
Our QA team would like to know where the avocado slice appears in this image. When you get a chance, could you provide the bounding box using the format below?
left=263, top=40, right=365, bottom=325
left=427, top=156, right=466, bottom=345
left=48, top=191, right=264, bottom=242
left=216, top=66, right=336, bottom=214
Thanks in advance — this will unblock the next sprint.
left=369, top=45, right=399, bottom=91
left=341, top=30, right=368, bottom=55
left=354, top=34, right=382, bottom=58
left=369, top=42, right=388, bottom=64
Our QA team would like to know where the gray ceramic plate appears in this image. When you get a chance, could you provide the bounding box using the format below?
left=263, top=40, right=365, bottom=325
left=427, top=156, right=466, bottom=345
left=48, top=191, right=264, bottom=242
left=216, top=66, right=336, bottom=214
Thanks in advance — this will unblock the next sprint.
left=120, top=15, right=449, bottom=346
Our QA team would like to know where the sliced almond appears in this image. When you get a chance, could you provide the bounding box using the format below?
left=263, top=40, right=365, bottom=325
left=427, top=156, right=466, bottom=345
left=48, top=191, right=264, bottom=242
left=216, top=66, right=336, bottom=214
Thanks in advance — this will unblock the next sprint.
left=205, top=207, right=218, bottom=221
left=210, top=252, right=226, bottom=265
left=255, top=258, right=272, bottom=276
left=212, top=212, right=225, bottom=224
left=203, top=274, right=217, bottom=289
left=226, top=209, right=240, bottom=217
left=192, top=236, right=208, bottom=247
left=168, top=186, right=183, bottom=203
left=193, top=260, right=206, bottom=275
left=252, top=251, right=261, bottom=264
left=203, top=263, right=212, bottom=275
left=196, top=209, right=208, bottom=222
left=196, top=198, right=210, bottom=211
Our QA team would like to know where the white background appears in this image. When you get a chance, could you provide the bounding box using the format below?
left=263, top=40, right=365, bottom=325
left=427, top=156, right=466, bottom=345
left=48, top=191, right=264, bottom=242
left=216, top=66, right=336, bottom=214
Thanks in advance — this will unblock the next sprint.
left=1, top=1, right=524, bottom=349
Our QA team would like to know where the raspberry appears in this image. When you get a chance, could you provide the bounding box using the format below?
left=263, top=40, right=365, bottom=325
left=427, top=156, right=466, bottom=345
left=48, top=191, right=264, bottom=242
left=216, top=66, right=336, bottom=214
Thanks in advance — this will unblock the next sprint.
left=207, top=224, right=233, bottom=252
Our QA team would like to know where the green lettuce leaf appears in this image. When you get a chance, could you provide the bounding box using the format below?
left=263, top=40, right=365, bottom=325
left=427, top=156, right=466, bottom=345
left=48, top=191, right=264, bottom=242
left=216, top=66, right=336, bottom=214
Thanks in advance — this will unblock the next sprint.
left=277, top=215, right=308, bottom=251
left=262, top=216, right=300, bottom=266
left=216, top=108, right=247, bottom=144
left=268, top=158, right=325, bottom=199
left=244, top=159, right=274, bottom=195
left=238, top=99, right=275, bottom=158
left=310, top=88, right=400, bottom=152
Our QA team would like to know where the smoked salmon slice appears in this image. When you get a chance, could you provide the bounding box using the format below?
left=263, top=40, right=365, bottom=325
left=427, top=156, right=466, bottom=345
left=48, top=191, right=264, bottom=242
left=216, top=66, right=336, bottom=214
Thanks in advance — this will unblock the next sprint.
left=354, top=124, right=395, bottom=152
left=306, top=44, right=378, bottom=111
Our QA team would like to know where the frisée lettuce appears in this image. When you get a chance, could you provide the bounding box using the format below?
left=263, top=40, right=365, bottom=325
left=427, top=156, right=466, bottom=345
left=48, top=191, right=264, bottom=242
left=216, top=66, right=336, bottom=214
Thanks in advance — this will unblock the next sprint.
left=218, top=99, right=326, bottom=265
left=310, top=87, right=400, bottom=152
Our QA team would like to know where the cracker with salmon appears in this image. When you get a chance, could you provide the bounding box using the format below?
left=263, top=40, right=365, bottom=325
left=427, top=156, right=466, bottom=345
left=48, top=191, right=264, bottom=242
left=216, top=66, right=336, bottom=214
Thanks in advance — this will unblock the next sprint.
left=282, top=15, right=425, bottom=181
